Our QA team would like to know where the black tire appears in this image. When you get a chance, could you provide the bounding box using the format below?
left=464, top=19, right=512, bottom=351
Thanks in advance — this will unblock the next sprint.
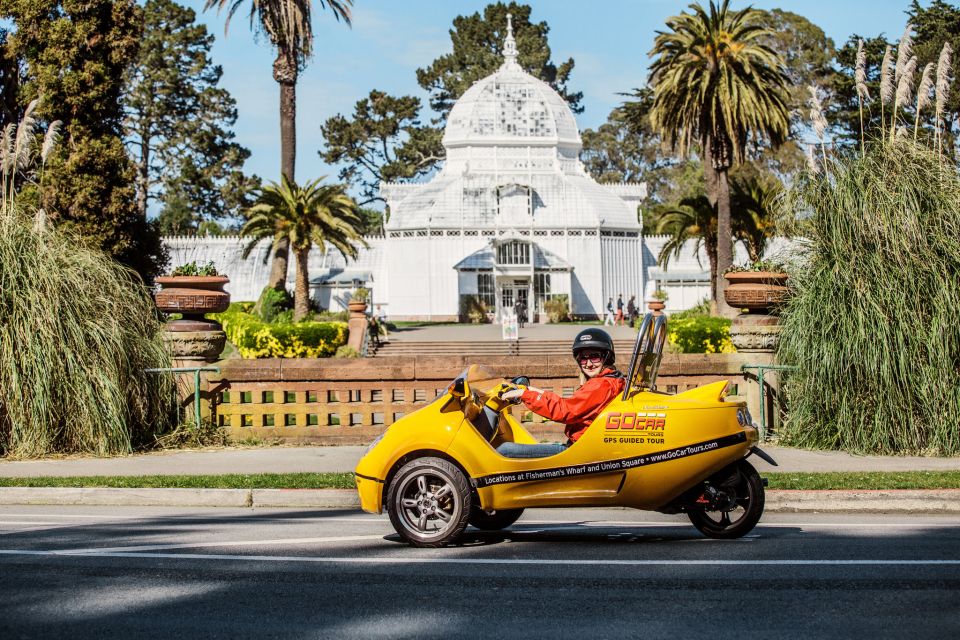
left=687, top=460, right=765, bottom=539
left=387, top=457, right=472, bottom=547
left=468, top=506, right=524, bottom=531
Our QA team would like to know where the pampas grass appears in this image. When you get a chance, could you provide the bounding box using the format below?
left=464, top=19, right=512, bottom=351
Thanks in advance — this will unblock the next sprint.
left=808, top=85, right=829, bottom=162
left=935, top=42, right=952, bottom=152
left=778, top=140, right=960, bottom=455
left=915, top=62, right=935, bottom=139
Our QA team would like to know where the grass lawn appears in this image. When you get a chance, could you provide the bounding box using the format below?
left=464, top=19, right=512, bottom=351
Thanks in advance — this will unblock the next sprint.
left=1, top=471, right=959, bottom=490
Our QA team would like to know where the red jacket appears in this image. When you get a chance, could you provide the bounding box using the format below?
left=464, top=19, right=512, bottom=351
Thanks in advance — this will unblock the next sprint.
left=520, top=368, right=625, bottom=442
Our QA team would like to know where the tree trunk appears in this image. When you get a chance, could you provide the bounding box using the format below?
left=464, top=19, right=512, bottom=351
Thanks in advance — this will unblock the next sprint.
left=702, top=139, right=718, bottom=208
left=715, top=167, right=736, bottom=318
left=137, top=129, right=150, bottom=219
left=268, top=50, right=298, bottom=291
left=294, top=245, right=310, bottom=321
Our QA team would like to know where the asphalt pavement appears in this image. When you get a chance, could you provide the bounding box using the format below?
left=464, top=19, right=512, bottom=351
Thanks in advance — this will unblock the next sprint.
left=1, top=506, right=958, bottom=639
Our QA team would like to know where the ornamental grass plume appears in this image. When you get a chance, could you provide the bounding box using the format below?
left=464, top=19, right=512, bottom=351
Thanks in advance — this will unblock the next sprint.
left=880, top=44, right=895, bottom=131
left=855, top=39, right=870, bottom=151
left=807, top=85, right=829, bottom=161
left=892, top=56, right=918, bottom=142
left=915, top=62, right=935, bottom=139
left=895, top=23, right=913, bottom=85
left=935, top=42, right=952, bottom=150
left=777, top=140, right=960, bottom=455
left=855, top=39, right=870, bottom=101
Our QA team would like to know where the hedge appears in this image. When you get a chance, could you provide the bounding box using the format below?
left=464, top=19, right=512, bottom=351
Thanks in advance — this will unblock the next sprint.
left=213, top=310, right=348, bottom=358
left=666, top=315, right=734, bottom=354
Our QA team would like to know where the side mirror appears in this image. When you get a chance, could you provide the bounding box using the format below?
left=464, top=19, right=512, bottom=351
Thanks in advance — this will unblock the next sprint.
left=510, top=376, right=530, bottom=387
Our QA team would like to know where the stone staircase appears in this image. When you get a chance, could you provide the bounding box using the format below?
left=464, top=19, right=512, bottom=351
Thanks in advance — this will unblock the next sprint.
left=371, top=338, right=638, bottom=359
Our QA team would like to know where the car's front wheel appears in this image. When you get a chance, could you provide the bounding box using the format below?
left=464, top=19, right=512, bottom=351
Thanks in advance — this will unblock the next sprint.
left=387, top=457, right=472, bottom=547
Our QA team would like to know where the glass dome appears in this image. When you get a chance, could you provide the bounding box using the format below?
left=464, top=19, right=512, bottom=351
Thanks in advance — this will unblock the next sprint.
left=442, top=18, right=580, bottom=150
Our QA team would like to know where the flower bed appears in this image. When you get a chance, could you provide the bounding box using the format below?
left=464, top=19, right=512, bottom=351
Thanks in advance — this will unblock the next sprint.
left=667, top=315, right=734, bottom=354
left=213, top=310, right=348, bottom=358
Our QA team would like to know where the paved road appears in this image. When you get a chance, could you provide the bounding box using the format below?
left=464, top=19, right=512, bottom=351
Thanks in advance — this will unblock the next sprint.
left=1, top=506, right=958, bottom=639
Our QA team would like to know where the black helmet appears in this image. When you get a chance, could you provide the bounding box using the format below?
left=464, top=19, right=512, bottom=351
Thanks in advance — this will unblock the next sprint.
left=572, top=328, right=615, bottom=365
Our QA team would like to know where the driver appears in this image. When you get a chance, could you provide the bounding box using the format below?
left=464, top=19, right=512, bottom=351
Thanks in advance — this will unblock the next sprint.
left=497, top=328, right=625, bottom=458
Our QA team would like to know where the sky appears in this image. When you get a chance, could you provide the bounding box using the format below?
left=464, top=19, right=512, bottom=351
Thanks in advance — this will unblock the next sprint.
left=179, top=0, right=924, bottom=193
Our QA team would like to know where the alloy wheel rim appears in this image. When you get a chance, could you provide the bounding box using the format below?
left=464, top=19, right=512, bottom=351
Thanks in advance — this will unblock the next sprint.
left=397, top=471, right=458, bottom=535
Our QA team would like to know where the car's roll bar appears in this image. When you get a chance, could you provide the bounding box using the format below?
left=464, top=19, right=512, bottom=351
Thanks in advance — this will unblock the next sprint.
left=621, top=312, right=668, bottom=399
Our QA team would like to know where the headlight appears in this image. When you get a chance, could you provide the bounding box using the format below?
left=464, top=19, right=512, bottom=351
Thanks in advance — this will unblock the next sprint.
left=364, top=431, right=386, bottom=455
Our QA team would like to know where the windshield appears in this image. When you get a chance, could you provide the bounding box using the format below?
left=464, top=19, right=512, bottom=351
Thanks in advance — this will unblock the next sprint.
left=450, top=364, right=504, bottom=399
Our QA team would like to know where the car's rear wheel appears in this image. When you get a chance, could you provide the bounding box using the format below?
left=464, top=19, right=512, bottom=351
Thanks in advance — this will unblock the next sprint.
left=468, top=506, right=524, bottom=531
left=387, top=457, right=471, bottom=547
left=687, top=460, right=764, bottom=539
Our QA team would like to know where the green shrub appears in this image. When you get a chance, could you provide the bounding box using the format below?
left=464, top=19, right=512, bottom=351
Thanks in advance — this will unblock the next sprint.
left=544, top=294, right=570, bottom=322
left=170, top=260, right=220, bottom=276
left=335, top=345, right=360, bottom=358
left=778, top=140, right=960, bottom=455
left=213, top=310, right=348, bottom=358
left=669, top=299, right=711, bottom=319
left=256, top=286, right=293, bottom=323
left=459, top=294, right=488, bottom=323
left=666, top=315, right=734, bottom=354
left=314, top=309, right=349, bottom=322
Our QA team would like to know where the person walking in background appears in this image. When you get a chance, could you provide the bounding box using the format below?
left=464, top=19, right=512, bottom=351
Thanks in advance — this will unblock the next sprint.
left=615, top=294, right=625, bottom=326
left=627, top=295, right=638, bottom=327
left=604, top=297, right=615, bottom=326
left=375, top=304, right=388, bottom=339
left=514, top=299, right=527, bottom=328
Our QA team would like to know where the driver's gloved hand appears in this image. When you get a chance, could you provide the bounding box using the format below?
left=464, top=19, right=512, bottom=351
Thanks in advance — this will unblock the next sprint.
left=501, top=387, right=524, bottom=402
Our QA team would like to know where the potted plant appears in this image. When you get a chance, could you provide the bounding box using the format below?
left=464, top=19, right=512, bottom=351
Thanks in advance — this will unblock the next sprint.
left=155, top=261, right=230, bottom=324
left=348, top=287, right=370, bottom=315
left=723, top=260, right=789, bottom=314
left=647, top=288, right=668, bottom=314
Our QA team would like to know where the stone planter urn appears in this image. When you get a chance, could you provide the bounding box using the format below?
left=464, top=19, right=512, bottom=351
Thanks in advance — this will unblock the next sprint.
left=724, top=271, right=789, bottom=353
left=723, top=271, right=789, bottom=314
left=154, top=276, right=230, bottom=362
left=646, top=300, right=666, bottom=316
left=347, top=300, right=368, bottom=317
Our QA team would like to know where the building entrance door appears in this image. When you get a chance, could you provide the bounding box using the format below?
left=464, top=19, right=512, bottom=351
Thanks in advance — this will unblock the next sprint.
left=500, top=280, right=529, bottom=321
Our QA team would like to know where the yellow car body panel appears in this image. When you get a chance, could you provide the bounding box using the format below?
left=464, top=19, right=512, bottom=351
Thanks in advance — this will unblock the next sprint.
left=354, top=376, right=758, bottom=515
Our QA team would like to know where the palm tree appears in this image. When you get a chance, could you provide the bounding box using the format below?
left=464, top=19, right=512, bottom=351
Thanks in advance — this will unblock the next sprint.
left=648, top=0, right=789, bottom=315
left=656, top=183, right=769, bottom=297
left=204, top=0, right=353, bottom=293
left=731, top=174, right=781, bottom=263
left=655, top=195, right=719, bottom=293
left=241, top=176, right=366, bottom=320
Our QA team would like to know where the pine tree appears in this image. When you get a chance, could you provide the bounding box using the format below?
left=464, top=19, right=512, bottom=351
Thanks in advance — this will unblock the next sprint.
left=416, top=2, right=581, bottom=122
left=0, top=0, right=167, bottom=281
left=124, top=0, right=256, bottom=227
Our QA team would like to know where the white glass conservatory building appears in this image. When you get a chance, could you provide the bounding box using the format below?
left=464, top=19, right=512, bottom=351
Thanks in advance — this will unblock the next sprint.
left=376, top=19, right=645, bottom=320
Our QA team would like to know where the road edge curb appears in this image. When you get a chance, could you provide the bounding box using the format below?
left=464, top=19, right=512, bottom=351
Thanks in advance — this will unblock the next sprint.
left=1, top=488, right=959, bottom=512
